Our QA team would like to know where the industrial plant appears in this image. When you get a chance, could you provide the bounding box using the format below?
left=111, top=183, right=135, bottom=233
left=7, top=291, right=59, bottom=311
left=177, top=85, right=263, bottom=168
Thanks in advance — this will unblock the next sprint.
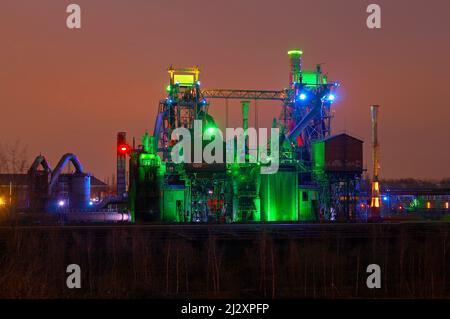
left=1, top=50, right=449, bottom=224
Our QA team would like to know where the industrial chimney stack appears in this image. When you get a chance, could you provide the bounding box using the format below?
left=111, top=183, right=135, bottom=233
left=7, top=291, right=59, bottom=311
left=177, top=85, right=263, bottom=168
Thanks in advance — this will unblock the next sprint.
left=117, top=132, right=127, bottom=198
left=369, top=105, right=381, bottom=220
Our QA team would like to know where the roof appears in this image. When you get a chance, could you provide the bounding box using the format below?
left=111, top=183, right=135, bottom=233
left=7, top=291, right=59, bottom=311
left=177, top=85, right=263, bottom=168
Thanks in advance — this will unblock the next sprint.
left=90, top=176, right=107, bottom=187
left=0, top=173, right=107, bottom=187
left=322, top=133, right=364, bottom=143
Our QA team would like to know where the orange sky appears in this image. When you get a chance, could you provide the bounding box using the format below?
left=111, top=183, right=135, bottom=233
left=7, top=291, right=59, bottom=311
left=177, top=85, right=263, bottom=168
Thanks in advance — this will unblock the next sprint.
left=1, top=0, right=449, bottom=180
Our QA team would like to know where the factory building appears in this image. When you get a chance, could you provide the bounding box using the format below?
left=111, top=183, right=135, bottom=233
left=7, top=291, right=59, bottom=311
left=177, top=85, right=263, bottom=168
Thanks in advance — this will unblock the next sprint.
left=3, top=49, right=448, bottom=223
left=124, top=50, right=367, bottom=223
left=0, top=154, right=108, bottom=211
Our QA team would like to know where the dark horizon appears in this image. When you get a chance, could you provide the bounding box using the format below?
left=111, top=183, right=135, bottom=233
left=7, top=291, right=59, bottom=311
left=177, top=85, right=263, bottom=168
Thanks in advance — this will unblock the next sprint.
left=1, top=0, right=449, bottom=180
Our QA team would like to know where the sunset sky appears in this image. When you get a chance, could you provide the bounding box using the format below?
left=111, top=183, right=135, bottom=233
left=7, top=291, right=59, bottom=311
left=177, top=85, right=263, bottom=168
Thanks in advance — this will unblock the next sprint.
left=1, top=0, right=449, bottom=180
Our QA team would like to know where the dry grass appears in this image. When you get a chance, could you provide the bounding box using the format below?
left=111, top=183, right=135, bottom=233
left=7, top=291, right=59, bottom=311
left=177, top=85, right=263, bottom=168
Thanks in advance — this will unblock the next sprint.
left=0, top=222, right=449, bottom=299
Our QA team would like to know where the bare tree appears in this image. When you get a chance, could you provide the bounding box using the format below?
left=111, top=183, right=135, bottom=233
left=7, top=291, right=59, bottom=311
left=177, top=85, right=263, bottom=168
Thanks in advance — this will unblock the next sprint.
left=0, top=145, right=7, bottom=173
left=0, top=140, right=29, bottom=174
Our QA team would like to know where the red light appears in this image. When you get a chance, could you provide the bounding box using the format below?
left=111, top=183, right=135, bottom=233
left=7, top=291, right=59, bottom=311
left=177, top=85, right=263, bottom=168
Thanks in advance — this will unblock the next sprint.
left=118, top=144, right=130, bottom=154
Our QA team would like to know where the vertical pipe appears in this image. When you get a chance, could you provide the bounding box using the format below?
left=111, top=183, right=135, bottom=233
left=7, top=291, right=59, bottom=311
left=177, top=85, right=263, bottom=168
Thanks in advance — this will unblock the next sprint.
left=370, top=105, right=381, bottom=220
left=225, top=99, right=229, bottom=129
left=254, top=99, right=258, bottom=131
left=142, top=131, right=150, bottom=153
left=371, top=105, right=380, bottom=179
left=9, top=181, right=12, bottom=206
left=242, top=100, right=250, bottom=158
left=241, top=100, right=250, bottom=132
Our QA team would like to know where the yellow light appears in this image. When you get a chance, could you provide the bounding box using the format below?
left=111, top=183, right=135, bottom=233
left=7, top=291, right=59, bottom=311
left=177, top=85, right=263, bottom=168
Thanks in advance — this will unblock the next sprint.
left=445, top=202, right=449, bottom=209
left=373, top=181, right=379, bottom=191
left=173, top=74, right=195, bottom=86
left=370, top=197, right=380, bottom=208
left=426, top=202, right=431, bottom=209
left=0, top=197, right=5, bottom=206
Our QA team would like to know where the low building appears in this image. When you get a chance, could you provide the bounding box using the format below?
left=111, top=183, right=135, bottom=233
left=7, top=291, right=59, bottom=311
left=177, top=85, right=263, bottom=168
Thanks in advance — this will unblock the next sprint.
left=0, top=173, right=109, bottom=210
left=0, top=154, right=109, bottom=211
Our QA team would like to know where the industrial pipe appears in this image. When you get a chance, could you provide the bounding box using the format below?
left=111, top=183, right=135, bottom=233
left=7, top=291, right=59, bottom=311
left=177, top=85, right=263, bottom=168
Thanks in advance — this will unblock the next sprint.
left=48, top=153, right=84, bottom=194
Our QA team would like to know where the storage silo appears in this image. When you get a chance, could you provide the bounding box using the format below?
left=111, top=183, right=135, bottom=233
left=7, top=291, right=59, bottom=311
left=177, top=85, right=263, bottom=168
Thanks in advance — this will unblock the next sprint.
left=70, top=172, right=91, bottom=210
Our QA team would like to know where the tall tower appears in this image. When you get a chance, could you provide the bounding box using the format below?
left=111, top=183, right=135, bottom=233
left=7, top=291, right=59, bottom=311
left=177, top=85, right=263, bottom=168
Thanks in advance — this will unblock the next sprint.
left=288, top=49, right=303, bottom=85
left=117, top=132, right=128, bottom=198
left=283, top=50, right=304, bottom=134
left=369, top=105, right=381, bottom=220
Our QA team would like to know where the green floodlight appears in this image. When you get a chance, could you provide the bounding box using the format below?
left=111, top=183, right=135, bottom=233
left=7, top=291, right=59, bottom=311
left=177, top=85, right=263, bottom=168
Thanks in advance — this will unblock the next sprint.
left=287, top=49, right=303, bottom=55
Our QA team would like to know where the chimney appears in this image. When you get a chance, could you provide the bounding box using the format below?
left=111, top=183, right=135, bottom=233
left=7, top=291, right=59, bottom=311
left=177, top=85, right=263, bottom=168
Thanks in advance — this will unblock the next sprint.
left=369, top=105, right=381, bottom=220
left=117, top=132, right=127, bottom=198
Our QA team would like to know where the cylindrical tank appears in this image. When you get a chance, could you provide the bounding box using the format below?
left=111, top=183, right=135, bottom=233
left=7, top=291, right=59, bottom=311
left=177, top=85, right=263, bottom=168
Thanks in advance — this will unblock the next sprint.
left=29, top=171, right=51, bottom=212
left=70, top=173, right=91, bottom=210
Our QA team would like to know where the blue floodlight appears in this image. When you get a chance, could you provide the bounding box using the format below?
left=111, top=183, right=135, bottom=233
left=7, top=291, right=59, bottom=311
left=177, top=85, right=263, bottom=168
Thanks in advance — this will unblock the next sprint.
left=328, top=94, right=335, bottom=102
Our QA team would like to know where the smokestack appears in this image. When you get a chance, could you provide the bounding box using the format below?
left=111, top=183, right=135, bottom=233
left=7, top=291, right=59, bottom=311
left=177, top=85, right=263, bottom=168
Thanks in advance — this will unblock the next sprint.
left=371, top=105, right=380, bottom=179
left=370, top=105, right=381, bottom=220
left=117, top=132, right=127, bottom=198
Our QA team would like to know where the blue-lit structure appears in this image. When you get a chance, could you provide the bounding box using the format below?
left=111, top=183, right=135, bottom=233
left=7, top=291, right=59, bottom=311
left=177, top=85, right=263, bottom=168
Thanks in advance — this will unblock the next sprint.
left=125, top=50, right=367, bottom=223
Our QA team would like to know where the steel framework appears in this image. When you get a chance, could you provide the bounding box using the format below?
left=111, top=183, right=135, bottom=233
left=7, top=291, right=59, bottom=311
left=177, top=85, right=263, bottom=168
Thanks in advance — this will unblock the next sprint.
left=201, top=89, right=286, bottom=101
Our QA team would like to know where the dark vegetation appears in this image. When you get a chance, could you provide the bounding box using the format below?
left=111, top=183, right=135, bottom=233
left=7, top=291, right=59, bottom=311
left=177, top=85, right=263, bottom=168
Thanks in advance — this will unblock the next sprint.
left=0, top=223, right=449, bottom=299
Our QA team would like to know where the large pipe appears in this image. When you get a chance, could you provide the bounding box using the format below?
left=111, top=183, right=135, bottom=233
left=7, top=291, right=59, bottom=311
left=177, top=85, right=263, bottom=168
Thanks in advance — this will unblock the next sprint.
left=28, top=155, right=52, bottom=174
left=286, top=100, right=322, bottom=143
left=48, top=153, right=84, bottom=194
left=28, top=155, right=52, bottom=212
left=91, top=194, right=124, bottom=210
left=153, top=111, right=167, bottom=138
